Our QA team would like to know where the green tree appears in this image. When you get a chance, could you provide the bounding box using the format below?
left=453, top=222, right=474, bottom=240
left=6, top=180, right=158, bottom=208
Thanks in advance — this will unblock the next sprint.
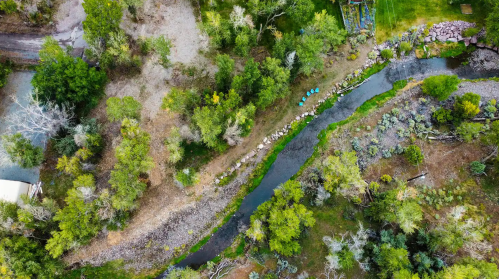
left=82, top=0, right=123, bottom=42
left=203, top=11, right=232, bottom=48
left=109, top=118, right=154, bottom=211
left=246, top=180, right=315, bottom=256
left=1, top=133, right=44, bottom=168
left=321, top=151, right=367, bottom=200
left=405, top=145, right=424, bottom=166
left=235, top=30, right=252, bottom=57
left=0, top=0, right=17, bottom=14
left=456, top=122, right=484, bottom=143
left=106, top=96, right=142, bottom=122
left=459, top=258, right=499, bottom=279
left=231, top=58, right=262, bottom=100
left=0, top=236, right=62, bottom=278
left=286, top=0, right=314, bottom=25
left=367, top=185, right=423, bottom=234
left=433, top=108, right=454, bottom=124
left=192, top=106, right=223, bottom=149
left=375, top=244, right=412, bottom=279
left=454, top=93, right=481, bottom=119
left=308, top=10, right=347, bottom=53
left=165, top=127, right=184, bottom=164
left=296, top=34, right=323, bottom=76
left=272, top=32, right=296, bottom=62
left=215, top=54, right=235, bottom=91
left=486, top=4, right=499, bottom=46
left=32, top=37, right=107, bottom=116
left=46, top=179, right=101, bottom=258
left=422, top=75, right=460, bottom=101
left=256, top=57, right=290, bottom=109
left=161, top=88, right=200, bottom=118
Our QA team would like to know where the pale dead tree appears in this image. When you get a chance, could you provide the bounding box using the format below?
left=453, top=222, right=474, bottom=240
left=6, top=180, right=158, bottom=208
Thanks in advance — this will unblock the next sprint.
left=464, top=241, right=492, bottom=260
left=96, top=190, right=115, bottom=220
left=230, top=6, right=248, bottom=29
left=207, top=259, right=236, bottom=279
left=78, top=187, right=96, bottom=203
left=6, top=94, right=73, bottom=141
left=285, top=51, right=296, bottom=70
left=21, top=204, right=55, bottom=222
left=179, top=125, right=201, bottom=143
left=323, top=265, right=345, bottom=279
left=86, top=37, right=106, bottom=60
left=223, top=119, right=243, bottom=146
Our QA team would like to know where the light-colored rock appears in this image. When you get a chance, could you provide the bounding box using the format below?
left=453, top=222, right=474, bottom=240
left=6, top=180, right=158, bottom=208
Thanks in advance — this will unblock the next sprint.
left=257, top=144, right=264, bottom=149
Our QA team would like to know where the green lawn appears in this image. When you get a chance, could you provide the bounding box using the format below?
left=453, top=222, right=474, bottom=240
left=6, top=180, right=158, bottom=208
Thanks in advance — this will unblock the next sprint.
left=375, top=0, right=488, bottom=42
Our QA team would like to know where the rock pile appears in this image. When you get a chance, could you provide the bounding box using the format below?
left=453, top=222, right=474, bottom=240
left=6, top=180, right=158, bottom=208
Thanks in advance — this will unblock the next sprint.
left=425, top=21, right=475, bottom=43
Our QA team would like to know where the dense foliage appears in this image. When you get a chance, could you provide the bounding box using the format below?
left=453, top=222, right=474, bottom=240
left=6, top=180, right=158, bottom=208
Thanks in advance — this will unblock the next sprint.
left=422, top=75, right=460, bottom=101
left=0, top=59, right=12, bottom=88
left=106, top=96, right=142, bottom=122
left=109, top=118, right=154, bottom=211
left=246, top=180, right=315, bottom=256
left=32, top=37, right=107, bottom=116
left=1, top=133, right=44, bottom=168
left=405, top=145, right=424, bottom=166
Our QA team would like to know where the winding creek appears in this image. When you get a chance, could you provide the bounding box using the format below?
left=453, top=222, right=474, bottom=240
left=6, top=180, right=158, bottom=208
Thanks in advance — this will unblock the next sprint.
left=153, top=57, right=499, bottom=277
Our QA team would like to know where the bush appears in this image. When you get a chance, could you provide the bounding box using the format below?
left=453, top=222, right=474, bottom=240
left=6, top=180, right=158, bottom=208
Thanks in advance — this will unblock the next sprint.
left=405, top=145, right=424, bottom=166
left=469, top=161, right=486, bottom=175
left=152, top=36, right=172, bottom=68
left=175, top=168, right=198, bottom=187
left=369, top=145, right=379, bottom=157
left=106, top=96, right=142, bottom=122
left=381, top=49, right=394, bottom=59
left=454, top=92, right=481, bottom=119
left=484, top=100, right=497, bottom=118
left=462, top=27, right=480, bottom=38
left=381, top=174, right=392, bottom=183
left=399, top=42, right=412, bottom=53
left=432, top=108, right=454, bottom=123
left=369, top=181, right=380, bottom=193
left=347, top=54, right=357, bottom=60
left=421, top=75, right=460, bottom=101
left=0, top=0, right=17, bottom=14
left=456, top=122, right=484, bottom=142
left=1, top=133, right=44, bottom=168
left=368, top=51, right=377, bottom=60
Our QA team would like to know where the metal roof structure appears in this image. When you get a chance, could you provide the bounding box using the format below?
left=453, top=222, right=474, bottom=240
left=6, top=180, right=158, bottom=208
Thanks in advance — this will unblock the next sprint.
left=0, top=179, right=32, bottom=205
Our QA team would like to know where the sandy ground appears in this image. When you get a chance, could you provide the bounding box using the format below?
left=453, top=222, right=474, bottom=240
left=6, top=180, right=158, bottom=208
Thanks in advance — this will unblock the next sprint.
left=54, top=0, right=86, bottom=32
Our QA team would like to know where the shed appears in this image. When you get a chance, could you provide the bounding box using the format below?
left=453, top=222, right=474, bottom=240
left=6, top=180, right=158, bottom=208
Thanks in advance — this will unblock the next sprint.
left=0, top=179, right=32, bottom=205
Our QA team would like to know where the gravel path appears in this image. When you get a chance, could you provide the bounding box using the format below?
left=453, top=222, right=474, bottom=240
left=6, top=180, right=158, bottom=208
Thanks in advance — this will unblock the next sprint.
left=455, top=80, right=499, bottom=101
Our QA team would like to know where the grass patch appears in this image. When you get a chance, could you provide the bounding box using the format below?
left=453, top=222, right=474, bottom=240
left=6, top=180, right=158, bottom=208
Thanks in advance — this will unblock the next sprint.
left=189, top=235, right=212, bottom=253
left=290, top=198, right=365, bottom=277
left=218, top=170, right=238, bottom=186
left=375, top=0, right=488, bottom=42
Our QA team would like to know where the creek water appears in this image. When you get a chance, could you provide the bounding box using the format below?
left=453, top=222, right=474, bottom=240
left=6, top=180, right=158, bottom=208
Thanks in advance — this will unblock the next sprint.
left=0, top=71, right=43, bottom=184
left=157, top=57, right=499, bottom=277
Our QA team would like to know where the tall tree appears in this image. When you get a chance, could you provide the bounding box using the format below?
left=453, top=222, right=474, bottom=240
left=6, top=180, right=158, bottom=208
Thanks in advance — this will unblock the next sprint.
left=82, top=0, right=123, bottom=42
left=1, top=133, right=44, bottom=168
left=215, top=54, right=235, bottom=92
left=486, top=4, right=499, bottom=46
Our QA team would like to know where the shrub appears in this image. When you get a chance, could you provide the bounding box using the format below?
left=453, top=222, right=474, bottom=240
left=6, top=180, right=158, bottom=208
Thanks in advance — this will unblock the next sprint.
left=469, top=161, right=486, bottom=175
left=432, top=108, right=454, bottom=123
left=0, top=60, right=12, bottom=88
left=369, top=181, right=380, bottom=193
left=106, top=96, right=142, bottom=122
left=152, top=36, right=172, bottom=68
left=382, top=149, right=392, bottom=158
left=368, top=51, right=377, bottom=60
left=462, top=27, right=480, bottom=38
left=381, top=174, right=392, bottom=183
left=175, top=168, right=199, bottom=187
left=381, top=49, right=394, bottom=59
left=347, top=54, right=357, bottom=60
left=405, top=145, right=424, bottom=166
left=484, top=100, right=497, bottom=118
left=369, top=145, right=379, bottom=157
left=0, top=0, right=17, bottom=14
left=1, top=133, right=44, bottom=168
left=454, top=93, right=481, bottom=119
left=421, top=75, right=460, bottom=101
left=356, top=34, right=367, bottom=44
left=399, top=42, right=412, bottom=53
left=456, top=122, right=484, bottom=142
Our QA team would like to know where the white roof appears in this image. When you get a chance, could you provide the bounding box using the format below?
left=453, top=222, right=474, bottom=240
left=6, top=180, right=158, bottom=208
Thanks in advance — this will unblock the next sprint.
left=0, top=179, right=31, bottom=205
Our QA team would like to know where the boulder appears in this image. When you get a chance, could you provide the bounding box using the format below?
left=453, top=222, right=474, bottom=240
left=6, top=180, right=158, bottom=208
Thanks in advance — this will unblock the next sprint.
left=477, top=42, right=485, bottom=48
left=471, top=36, right=478, bottom=44
left=447, top=38, right=458, bottom=43
left=424, top=37, right=431, bottom=43
left=258, top=144, right=264, bottom=149
left=464, top=39, right=470, bottom=46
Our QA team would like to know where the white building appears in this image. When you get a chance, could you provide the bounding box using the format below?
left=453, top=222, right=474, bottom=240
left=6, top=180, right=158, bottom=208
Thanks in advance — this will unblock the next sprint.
left=0, top=179, right=33, bottom=205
